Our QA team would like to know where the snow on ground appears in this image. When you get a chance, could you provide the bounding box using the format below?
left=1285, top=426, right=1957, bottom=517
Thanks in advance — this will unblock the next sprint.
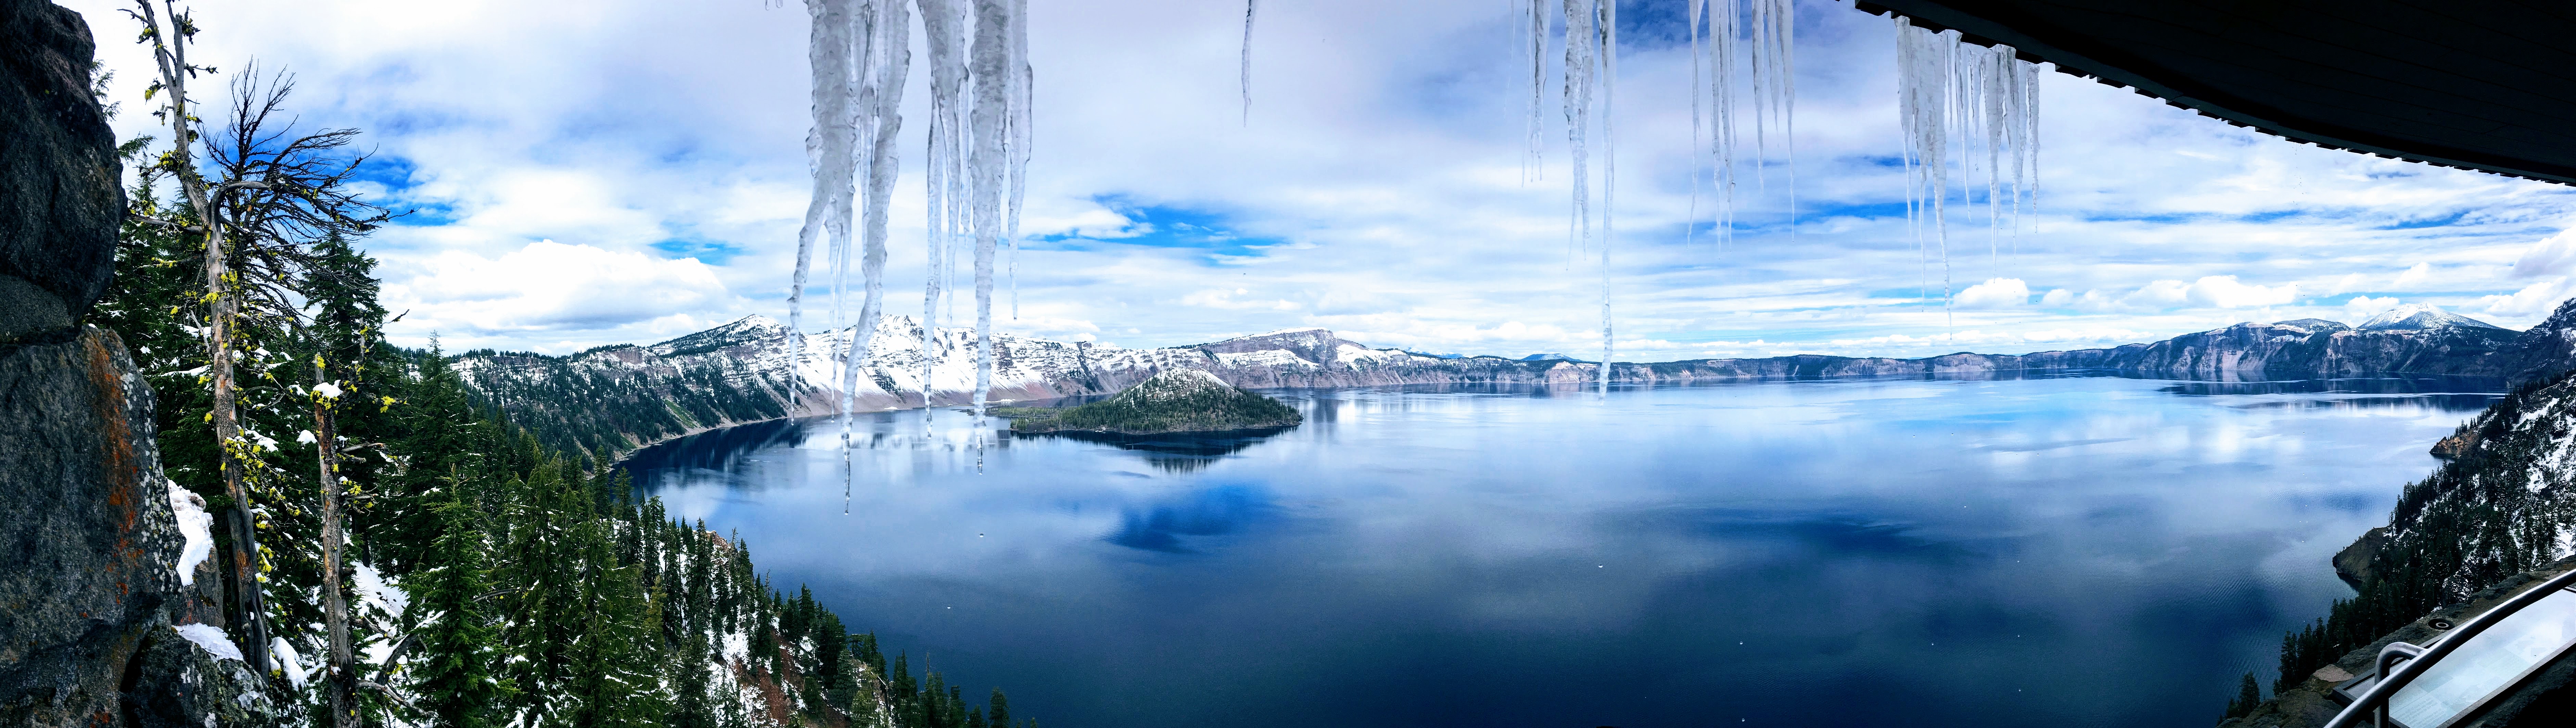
left=722, top=631, right=749, bottom=665
left=167, top=481, right=212, bottom=586
left=173, top=623, right=241, bottom=661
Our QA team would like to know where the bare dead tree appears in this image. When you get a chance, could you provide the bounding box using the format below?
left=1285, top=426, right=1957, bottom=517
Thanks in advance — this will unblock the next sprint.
left=211, top=66, right=396, bottom=727
left=126, top=0, right=272, bottom=675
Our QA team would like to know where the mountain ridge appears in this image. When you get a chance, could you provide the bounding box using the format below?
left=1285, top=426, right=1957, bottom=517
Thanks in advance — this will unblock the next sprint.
left=455, top=301, right=2572, bottom=461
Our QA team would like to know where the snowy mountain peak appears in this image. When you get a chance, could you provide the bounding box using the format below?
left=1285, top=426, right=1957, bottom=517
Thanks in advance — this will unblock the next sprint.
left=648, top=315, right=789, bottom=356
left=2359, top=303, right=2504, bottom=332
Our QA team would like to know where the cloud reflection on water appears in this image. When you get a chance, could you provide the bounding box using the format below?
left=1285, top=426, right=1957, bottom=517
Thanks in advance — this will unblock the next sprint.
left=622, top=374, right=2503, bottom=728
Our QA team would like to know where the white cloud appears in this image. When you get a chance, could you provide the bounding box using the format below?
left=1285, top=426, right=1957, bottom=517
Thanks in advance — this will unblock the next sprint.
left=2342, top=296, right=2400, bottom=322
left=2123, top=276, right=2298, bottom=310
left=2513, top=229, right=2576, bottom=278
left=2394, top=262, right=2433, bottom=288
left=64, top=0, right=2576, bottom=358
left=1955, top=278, right=2031, bottom=309
left=384, top=240, right=737, bottom=349
left=2476, top=281, right=2575, bottom=318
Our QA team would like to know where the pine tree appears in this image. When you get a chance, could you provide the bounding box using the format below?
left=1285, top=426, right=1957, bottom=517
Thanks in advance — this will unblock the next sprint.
left=669, top=631, right=717, bottom=728
left=410, top=487, right=509, bottom=728
left=563, top=518, right=667, bottom=727
left=2224, top=671, right=2262, bottom=719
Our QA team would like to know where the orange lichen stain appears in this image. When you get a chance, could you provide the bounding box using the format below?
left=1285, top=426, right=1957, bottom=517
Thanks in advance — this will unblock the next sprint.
left=86, top=333, right=141, bottom=528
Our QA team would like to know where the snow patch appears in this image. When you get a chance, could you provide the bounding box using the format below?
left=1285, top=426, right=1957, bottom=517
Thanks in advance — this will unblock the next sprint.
left=168, top=482, right=212, bottom=587
left=1214, top=350, right=1315, bottom=368
left=721, top=632, right=749, bottom=664
left=352, top=563, right=409, bottom=618
left=272, top=637, right=307, bottom=688
left=173, top=623, right=242, bottom=662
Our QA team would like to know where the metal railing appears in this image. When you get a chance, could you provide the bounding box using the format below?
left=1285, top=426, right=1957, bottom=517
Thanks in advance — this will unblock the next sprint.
left=2322, top=566, right=2576, bottom=728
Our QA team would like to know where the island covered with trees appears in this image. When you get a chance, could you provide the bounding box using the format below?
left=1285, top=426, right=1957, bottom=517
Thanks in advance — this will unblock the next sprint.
left=998, top=368, right=1302, bottom=436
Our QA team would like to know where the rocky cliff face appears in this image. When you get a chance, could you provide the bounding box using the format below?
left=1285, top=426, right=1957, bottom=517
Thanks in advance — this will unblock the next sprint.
left=0, top=2, right=262, bottom=724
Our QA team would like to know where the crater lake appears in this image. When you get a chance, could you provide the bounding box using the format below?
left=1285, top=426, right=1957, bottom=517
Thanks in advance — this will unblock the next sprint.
left=623, top=374, right=2499, bottom=728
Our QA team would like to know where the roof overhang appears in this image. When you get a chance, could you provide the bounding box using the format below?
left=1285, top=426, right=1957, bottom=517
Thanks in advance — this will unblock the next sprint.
left=1853, top=0, right=2576, bottom=186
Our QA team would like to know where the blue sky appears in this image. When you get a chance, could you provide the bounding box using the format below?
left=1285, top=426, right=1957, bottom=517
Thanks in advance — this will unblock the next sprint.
left=66, top=0, right=2576, bottom=359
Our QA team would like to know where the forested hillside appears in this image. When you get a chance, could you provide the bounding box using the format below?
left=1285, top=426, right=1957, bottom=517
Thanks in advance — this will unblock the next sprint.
left=2220, top=297, right=2576, bottom=723
left=85, top=6, right=1029, bottom=726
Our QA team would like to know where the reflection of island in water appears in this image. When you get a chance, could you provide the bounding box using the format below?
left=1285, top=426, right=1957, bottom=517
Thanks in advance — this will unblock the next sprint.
left=1013, top=425, right=1295, bottom=473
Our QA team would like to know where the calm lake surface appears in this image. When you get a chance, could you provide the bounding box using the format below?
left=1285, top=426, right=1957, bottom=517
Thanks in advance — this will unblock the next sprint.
left=624, top=374, right=2502, bottom=728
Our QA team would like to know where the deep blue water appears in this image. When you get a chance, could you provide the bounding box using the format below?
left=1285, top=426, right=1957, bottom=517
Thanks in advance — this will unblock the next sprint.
left=623, top=374, right=2503, bottom=728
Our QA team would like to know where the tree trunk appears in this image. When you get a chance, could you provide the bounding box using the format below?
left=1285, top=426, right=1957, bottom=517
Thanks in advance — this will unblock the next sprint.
left=315, top=363, right=355, bottom=726
left=137, top=0, right=267, bottom=674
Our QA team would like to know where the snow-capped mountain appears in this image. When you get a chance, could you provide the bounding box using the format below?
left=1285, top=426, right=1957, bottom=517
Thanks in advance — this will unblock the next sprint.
left=454, top=300, right=2576, bottom=459
left=2359, top=302, right=2508, bottom=332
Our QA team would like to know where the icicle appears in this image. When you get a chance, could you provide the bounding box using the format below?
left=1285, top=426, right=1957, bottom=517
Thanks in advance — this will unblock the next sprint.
left=843, top=0, right=909, bottom=511
left=919, top=0, right=968, bottom=425
left=1701, top=0, right=1741, bottom=246
left=787, top=0, right=863, bottom=413
left=1239, top=0, right=1257, bottom=125
left=1561, top=0, right=1593, bottom=267
left=1007, top=0, right=1032, bottom=322
left=1896, top=19, right=1954, bottom=335
left=1597, top=0, right=1614, bottom=398
left=1891, top=16, right=2041, bottom=339
left=1748, top=0, right=1793, bottom=203
left=968, top=0, right=1018, bottom=431
left=1524, top=0, right=1545, bottom=182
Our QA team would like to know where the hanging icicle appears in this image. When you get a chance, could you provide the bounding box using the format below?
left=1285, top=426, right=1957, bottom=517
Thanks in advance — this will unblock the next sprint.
left=920, top=0, right=966, bottom=426
left=966, top=0, right=1033, bottom=435
left=1240, top=0, right=1257, bottom=125
left=786, top=0, right=862, bottom=414
left=1544, top=0, right=1621, bottom=396
left=1597, top=0, right=1615, bottom=397
left=1682, top=0, right=1795, bottom=247
left=786, top=0, right=1026, bottom=477
left=783, top=0, right=909, bottom=510
left=1893, top=17, right=2041, bottom=339
left=1749, top=0, right=1794, bottom=218
left=1522, top=0, right=1546, bottom=183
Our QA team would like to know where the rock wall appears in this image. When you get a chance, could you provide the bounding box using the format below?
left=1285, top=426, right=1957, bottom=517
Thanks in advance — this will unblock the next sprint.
left=0, top=1, right=260, bottom=724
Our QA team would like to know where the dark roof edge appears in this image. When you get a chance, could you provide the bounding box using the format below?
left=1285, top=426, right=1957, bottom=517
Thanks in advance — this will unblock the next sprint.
left=1851, top=0, right=2576, bottom=186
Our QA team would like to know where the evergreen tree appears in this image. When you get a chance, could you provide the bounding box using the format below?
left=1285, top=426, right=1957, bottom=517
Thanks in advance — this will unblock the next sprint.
left=2224, top=671, right=2262, bottom=719
left=669, top=632, right=717, bottom=728
left=562, top=518, right=667, bottom=727
left=410, top=488, right=509, bottom=728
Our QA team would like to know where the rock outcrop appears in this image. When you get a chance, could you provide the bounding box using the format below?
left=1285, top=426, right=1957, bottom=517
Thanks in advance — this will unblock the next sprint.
left=0, top=1, right=263, bottom=724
